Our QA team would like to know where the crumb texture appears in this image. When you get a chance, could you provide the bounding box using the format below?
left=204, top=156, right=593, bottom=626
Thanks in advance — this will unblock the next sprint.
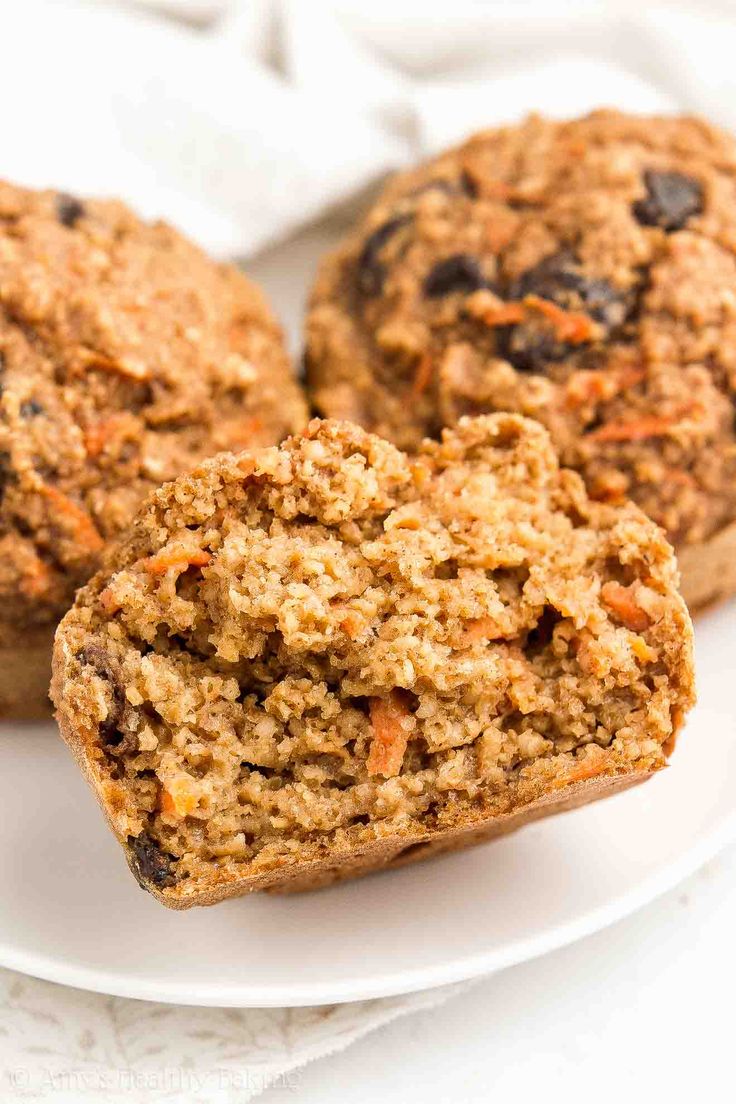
left=52, top=416, right=694, bottom=905
left=0, top=179, right=306, bottom=635
left=306, top=111, right=736, bottom=557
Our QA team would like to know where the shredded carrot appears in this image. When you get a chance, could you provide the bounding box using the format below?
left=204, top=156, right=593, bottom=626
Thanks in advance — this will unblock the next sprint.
left=565, top=365, right=647, bottom=408
left=630, top=636, right=658, bottom=663
left=158, top=788, right=176, bottom=815
left=83, top=414, right=134, bottom=459
left=411, top=353, right=434, bottom=396
left=99, top=586, right=121, bottom=615
left=143, top=548, right=212, bottom=575
left=460, top=615, right=502, bottom=643
left=389, top=514, right=422, bottom=531
left=601, top=581, right=651, bottom=633
left=588, top=414, right=675, bottom=443
left=40, top=485, right=104, bottom=553
left=524, top=295, right=597, bottom=344
left=340, top=611, right=364, bottom=639
left=158, top=778, right=197, bottom=818
left=474, top=302, right=526, bottom=328
left=367, top=691, right=411, bottom=778
left=551, top=759, right=609, bottom=790
left=20, top=556, right=52, bottom=599
left=469, top=294, right=596, bottom=344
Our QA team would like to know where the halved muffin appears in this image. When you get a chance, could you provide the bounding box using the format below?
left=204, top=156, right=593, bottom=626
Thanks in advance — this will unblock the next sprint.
left=51, top=416, right=694, bottom=907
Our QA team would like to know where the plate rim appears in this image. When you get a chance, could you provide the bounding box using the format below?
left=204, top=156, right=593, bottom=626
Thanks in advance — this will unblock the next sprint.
left=2, top=808, right=734, bottom=1008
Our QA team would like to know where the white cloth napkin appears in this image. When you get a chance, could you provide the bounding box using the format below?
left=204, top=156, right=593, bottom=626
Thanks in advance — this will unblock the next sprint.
left=7, top=0, right=736, bottom=260
left=0, top=969, right=469, bottom=1102
left=0, top=0, right=733, bottom=1097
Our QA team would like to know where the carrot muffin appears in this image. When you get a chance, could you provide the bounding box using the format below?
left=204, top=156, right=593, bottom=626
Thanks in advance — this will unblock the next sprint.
left=51, top=415, right=694, bottom=907
left=0, top=181, right=307, bottom=716
left=306, top=111, right=736, bottom=609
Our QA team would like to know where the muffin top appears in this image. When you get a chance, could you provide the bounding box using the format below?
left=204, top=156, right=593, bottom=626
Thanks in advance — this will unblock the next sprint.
left=307, top=111, right=736, bottom=551
left=0, top=181, right=306, bottom=625
left=52, top=416, right=693, bottom=904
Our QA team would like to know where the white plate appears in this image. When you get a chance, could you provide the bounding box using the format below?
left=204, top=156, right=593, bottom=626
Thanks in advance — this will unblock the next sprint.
left=1, top=231, right=734, bottom=1008
left=0, top=581, right=733, bottom=1008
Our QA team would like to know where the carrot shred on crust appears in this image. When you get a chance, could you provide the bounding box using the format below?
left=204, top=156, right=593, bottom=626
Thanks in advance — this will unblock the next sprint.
left=588, top=414, right=676, bottom=443
left=601, top=581, right=651, bottom=633
left=473, top=302, right=526, bottom=328
left=39, top=485, right=104, bottom=553
left=367, top=691, right=411, bottom=778
left=523, top=295, right=597, bottom=344
left=143, top=549, right=212, bottom=575
left=411, top=353, right=434, bottom=396
left=565, top=365, right=647, bottom=408
left=83, top=413, right=134, bottom=458
left=20, top=555, right=53, bottom=599
left=470, top=294, right=596, bottom=344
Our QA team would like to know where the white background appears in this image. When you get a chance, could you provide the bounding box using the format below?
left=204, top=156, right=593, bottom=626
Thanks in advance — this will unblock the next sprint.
left=263, top=844, right=736, bottom=1103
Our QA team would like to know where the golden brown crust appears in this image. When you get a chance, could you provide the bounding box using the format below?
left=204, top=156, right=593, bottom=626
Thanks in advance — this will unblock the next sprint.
left=678, top=519, right=736, bottom=610
left=270, top=770, right=650, bottom=897
left=0, top=621, right=55, bottom=717
left=305, top=111, right=736, bottom=602
left=0, top=179, right=307, bottom=714
left=51, top=415, right=694, bottom=908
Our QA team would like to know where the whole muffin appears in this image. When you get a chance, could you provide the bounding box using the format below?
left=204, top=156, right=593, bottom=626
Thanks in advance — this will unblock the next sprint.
left=0, top=181, right=307, bottom=717
left=51, top=416, right=693, bottom=907
left=306, top=111, right=736, bottom=609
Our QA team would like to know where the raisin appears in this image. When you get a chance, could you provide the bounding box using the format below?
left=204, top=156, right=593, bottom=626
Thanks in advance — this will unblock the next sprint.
left=129, top=834, right=176, bottom=889
left=509, top=251, right=628, bottom=330
left=502, top=250, right=630, bottom=372
left=355, top=214, right=411, bottom=296
left=459, top=169, right=479, bottom=198
left=501, top=328, right=562, bottom=373
left=633, top=170, right=703, bottom=231
left=20, top=399, right=43, bottom=418
left=77, top=644, right=126, bottom=742
left=423, top=254, right=487, bottom=298
left=55, top=193, right=85, bottom=228
left=0, top=452, right=10, bottom=503
left=413, top=175, right=476, bottom=199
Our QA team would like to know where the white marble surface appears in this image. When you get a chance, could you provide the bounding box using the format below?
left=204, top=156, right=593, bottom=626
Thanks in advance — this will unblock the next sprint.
left=264, top=842, right=736, bottom=1102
